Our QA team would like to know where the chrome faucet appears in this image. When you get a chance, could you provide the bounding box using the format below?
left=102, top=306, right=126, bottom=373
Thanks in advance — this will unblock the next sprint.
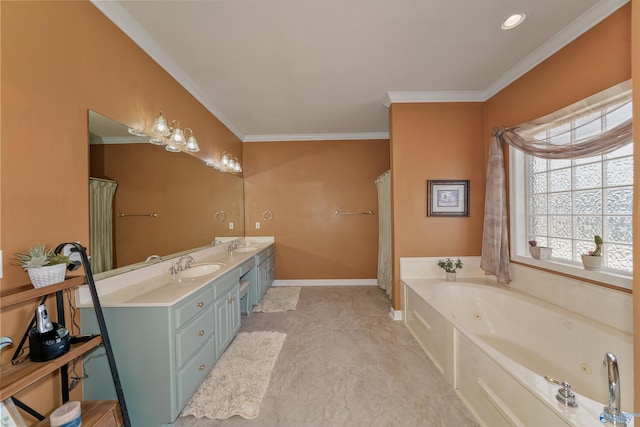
left=145, top=254, right=163, bottom=263
left=228, top=239, right=241, bottom=254
left=177, top=255, right=195, bottom=270
left=603, top=352, right=626, bottom=426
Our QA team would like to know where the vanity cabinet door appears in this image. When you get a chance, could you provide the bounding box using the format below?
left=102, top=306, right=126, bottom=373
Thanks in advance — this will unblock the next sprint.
left=214, top=284, right=241, bottom=360
left=214, top=295, right=231, bottom=360
left=229, top=287, right=241, bottom=336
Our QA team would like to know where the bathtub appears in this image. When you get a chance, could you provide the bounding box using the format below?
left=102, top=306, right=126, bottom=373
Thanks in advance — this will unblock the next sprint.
left=403, top=277, right=634, bottom=427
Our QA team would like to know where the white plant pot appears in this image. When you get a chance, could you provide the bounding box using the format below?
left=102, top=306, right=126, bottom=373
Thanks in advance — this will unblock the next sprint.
left=27, top=264, right=67, bottom=288
left=445, top=272, right=457, bottom=282
left=529, top=246, right=552, bottom=260
left=580, top=254, right=603, bottom=271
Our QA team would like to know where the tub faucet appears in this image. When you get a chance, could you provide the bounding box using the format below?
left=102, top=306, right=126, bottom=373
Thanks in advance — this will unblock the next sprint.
left=603, top=352, right=626, bottom=426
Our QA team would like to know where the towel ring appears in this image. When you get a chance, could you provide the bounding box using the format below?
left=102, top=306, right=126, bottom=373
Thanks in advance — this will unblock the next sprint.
left=215, top=210, right=226, bottom=222
left=262, top=210, right=274, bottom=221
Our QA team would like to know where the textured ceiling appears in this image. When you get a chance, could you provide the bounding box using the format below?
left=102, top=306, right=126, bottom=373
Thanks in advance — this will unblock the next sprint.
left=93, top=0, right=627, bottom=141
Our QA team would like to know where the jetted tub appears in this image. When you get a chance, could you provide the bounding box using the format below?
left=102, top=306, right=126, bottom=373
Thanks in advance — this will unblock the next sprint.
left=403, top=278, right=634, bottom=427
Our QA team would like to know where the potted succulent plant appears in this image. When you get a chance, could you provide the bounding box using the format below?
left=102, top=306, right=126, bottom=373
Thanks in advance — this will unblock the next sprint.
left=580, top=235, right=603, bottom=271
left=14, top=243, right=70, bottom=288
left=437, top=258, right=463, bottom=282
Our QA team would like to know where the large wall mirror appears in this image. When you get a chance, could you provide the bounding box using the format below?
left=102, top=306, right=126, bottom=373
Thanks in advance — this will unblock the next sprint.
left=88, top=110, right=245, bottom=278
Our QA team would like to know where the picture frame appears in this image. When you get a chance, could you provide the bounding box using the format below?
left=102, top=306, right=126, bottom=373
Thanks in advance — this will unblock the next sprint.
left=427, top=180, right=469, bottom=217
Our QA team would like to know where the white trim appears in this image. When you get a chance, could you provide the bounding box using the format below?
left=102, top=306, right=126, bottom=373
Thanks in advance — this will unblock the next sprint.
left=243, top=132, right=389, bottom=143
left=389, top=307, right=403, bottom=321
left=384, top=91, right=485, bottom=107
left=272, top=279, right=377, bottom=287
left=90, top=0, right=245, bottom=141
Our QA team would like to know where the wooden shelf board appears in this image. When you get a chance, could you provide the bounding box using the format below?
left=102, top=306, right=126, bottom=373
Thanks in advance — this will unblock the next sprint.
left=0, top=336, right=102, bottom=400
left=35, top=400, right=123, bottom=427
left=0, top=276, right=87, bottom=309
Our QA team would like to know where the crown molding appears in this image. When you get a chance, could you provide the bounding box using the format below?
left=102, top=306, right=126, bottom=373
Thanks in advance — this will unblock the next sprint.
left=243, top=132, right=389, bottom=143
left=384, top=91, right=485, bottom=107
left=482, top=0, right=629, bottom=99
left=90, top=0, right=246, bottom=141
left=92, top=0, right=628, bottom=139
left=386, top=0, right=629, bottom=105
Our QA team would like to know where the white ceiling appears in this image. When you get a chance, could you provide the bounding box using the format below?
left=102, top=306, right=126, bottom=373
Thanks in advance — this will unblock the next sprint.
left=92, top=0, right=628, bottom=142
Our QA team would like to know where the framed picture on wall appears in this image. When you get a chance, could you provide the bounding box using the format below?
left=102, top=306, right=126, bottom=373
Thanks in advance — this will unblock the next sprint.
left=427, top=180, right=469, bottom=217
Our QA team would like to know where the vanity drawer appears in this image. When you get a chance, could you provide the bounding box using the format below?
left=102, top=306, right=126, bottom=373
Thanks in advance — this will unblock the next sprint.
left=176, top=337, right=216, bottom=410
left=256, top=248, right=269, bottom=264
left=174, top=287, right=214, bottom=329
left=238, top=257, right=255, bottom=276
left=212, top=272, right=240, bottom=299
left=175, top=306, right=214, bottom=368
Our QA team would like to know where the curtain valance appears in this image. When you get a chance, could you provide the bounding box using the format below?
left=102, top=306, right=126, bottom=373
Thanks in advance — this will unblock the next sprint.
left=494, top=79, right=632, bottom=159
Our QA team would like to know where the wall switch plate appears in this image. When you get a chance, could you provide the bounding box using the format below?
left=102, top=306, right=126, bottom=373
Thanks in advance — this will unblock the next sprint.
left=255, top=222, right=261, bottom=229
left=229, top=222, right=234, bottom=230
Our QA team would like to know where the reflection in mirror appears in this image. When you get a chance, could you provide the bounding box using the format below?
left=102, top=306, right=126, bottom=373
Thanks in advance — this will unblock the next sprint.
left=88, top=110, right=244, bottom=278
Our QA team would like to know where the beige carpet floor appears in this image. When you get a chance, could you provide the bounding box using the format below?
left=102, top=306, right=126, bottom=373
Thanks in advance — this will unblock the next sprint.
left=175, top=286, right=480, bottom=427
left=253, top=286, right=300, bottom=312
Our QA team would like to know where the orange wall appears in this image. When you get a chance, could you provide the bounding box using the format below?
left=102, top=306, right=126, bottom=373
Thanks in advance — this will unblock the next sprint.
left=389, top=103, right=485, bottom=306
left=243, top=139, right=390, bottom=279
left=1, top=0, right=241, bottom=417
left=91, top=144, right=243, bottom=268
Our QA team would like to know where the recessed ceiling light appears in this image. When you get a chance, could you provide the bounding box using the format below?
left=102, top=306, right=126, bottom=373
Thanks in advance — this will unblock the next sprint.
left=501, top=12, right=527, bottom=30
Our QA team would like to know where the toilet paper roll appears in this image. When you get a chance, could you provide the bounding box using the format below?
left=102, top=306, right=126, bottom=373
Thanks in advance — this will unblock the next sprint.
left=50, top=401, right=82, bottom=427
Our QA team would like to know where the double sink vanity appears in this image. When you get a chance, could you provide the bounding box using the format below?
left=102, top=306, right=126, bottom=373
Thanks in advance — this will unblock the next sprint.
left=77, top=237, right=275, bottom=426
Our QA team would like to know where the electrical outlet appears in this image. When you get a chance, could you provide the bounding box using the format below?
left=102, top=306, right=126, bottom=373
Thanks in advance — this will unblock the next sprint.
left=255, top=221, right=261, bottom=229
left=229, top=222, right=234, bottom=230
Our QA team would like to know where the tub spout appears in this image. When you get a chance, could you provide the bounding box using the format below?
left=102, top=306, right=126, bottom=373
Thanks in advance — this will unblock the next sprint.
left=603, top=352, right=626, bottom=426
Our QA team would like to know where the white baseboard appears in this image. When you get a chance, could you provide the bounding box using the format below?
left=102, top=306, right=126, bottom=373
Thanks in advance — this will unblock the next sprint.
left=389, top=307, right=403, bottom=321
left=273, top=279, right=377, bottom=287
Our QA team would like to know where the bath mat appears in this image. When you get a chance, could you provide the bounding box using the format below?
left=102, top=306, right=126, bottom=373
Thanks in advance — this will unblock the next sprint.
left=254, top=286, right=300, bottom=312
left=181, top=331, right=286, bottom=420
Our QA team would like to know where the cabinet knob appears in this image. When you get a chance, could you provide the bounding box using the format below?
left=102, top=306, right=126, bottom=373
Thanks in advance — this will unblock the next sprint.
left=198, top=330, right=205, bottom=336
left=199, top=364, right=205, bottom=371
left=197, top=302, right=204, bottom=308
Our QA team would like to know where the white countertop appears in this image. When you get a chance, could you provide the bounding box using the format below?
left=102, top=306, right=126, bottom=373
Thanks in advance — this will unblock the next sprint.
left=77, top=238, right=274, bottom=308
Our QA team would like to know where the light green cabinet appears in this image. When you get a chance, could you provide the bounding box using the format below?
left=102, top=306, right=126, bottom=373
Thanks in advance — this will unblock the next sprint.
left=81, top=269, right=240, bottom=426
left=213, top=277, right=241, bottom=360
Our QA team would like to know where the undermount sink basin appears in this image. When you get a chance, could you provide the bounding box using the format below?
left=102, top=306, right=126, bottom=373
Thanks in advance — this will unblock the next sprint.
left=235, top=247, right=258, bottom=253
left=180, top=263, right=225, bottom=278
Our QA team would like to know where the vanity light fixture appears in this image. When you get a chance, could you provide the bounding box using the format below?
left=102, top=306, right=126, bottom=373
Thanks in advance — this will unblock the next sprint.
left=149, top=112, right=200, bottom=153
left=501, top=11, right=527, bottom=30
left=184, top=128, right=200, bottom=152
left=150, top=112, right=171, bottom=137
left=220, top=152, right=242, bottom=173
left=128, top=127, right=148, bottom=138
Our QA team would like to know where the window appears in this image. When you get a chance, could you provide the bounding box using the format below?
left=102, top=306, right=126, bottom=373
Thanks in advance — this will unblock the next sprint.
left=510, top=98, right=633, bottom=287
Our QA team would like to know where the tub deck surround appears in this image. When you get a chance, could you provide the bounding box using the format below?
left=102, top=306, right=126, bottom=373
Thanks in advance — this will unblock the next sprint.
left=400, top=257, right=633, bottom=334
left=77, top=237, right=274, bottom=307
left=400, top=257, right=634, bottom=427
